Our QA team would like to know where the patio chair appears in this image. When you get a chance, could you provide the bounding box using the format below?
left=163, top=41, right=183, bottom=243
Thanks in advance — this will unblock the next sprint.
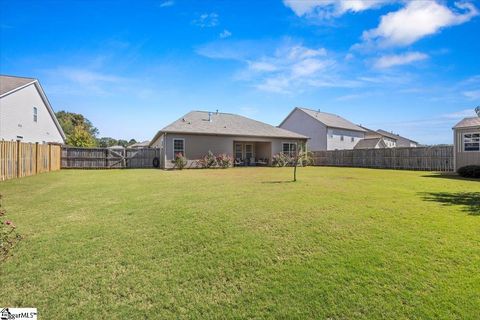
left=234, top=158, right=244, bottom=166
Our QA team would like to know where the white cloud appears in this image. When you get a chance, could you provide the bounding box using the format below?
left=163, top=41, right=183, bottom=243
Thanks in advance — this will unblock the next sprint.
left=283, top=0, right=393, bottom=19
left=374, top=52, right=428, bottom=69
left=159, top=0, right=174, bottom=8
left=361, top=1, right=478, bottom=47
left=193, top=13, right=219, bottom=28
left=441, top=109, right=477, bottom=119
left=219, top=29, right=232, bottom=39
left=463, top=90, right=480, bottom=100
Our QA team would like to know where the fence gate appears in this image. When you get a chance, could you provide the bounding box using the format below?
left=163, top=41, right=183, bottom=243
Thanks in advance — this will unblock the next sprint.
left=61, top=147, right=160, bottom=169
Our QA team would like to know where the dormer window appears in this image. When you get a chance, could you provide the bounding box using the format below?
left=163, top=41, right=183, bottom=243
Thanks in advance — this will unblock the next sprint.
left=33, top=107, right=38, bottom=122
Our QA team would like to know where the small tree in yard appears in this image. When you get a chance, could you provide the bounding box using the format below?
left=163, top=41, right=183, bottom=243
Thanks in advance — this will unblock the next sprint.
left=292, top=143, right=312, bottom=182
left=0, top=194, right=22, bottom=261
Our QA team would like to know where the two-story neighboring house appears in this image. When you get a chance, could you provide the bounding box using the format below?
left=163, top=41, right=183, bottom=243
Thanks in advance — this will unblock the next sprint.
left=279, top=107, right=366, bottom=151
left=0, top=75, right=65, bottom=144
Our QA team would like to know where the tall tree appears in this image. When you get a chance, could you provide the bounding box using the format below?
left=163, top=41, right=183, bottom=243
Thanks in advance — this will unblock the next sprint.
left=56, top=111, right=98, bottom=147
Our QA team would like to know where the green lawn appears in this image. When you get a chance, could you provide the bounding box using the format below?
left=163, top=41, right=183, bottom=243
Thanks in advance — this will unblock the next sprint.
left=0, top=167, right=479, bottom=319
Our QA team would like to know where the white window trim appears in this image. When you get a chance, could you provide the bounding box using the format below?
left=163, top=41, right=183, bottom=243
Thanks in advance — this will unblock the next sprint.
left=462, top=132, right=480, bottom=152
left=282, top=142, right=297, bottom=157
left=173, top=138, right=185, bottom=158
left=245, top=143, right=254, bottom=159
left=235, top=143, right=243, bottom=159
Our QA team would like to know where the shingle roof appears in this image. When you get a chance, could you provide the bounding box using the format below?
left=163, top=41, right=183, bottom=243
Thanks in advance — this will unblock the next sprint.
left=354, top=138, right=385, bottom=149
left=156, top=111, right=308, bottom=139
left=377, top=129, right=417, bottom=144
left=296, top=107, right=366, bottom=132
left=0, top=75, right=36, bottom=96
left=454, top=117, right=480, bottom=129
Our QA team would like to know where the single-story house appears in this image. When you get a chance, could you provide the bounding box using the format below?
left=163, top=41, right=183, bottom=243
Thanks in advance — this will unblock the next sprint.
left=279, top=107, right=366, bottom=151
left=453, top=116, right=480, bottom=171
left=376, top=129, right=418, bottom=148
left=150, top=110, right=308, bottom=169
left=359, top=125, right=397, bottom=148
left=129, top=140, right=150, bottom=149
left=354, top=137, right=387, bottom=149
left=0, top=75, right=65, bottom=144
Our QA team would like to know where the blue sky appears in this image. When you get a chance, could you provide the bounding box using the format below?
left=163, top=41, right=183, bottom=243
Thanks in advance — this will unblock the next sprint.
left=1, top=0, right=479, bottom=144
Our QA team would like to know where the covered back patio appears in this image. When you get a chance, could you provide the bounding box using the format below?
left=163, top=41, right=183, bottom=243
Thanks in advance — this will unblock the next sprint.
left=233, top=141, right=271, bottom=166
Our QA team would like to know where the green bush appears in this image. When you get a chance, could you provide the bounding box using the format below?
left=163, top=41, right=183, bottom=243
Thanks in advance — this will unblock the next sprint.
left=172, top=153, right=188, bottom=170
left=0, top=194, right=22, bottom=261
left=458, top=165, right=480, bottom=178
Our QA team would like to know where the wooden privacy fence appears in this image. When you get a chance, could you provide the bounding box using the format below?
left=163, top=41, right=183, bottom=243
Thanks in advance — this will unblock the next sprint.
left=61, top=147, right=160, bottom=169
left=0, top=141, right=61, bottom=181
left=312, top=146, right=454, bottom=171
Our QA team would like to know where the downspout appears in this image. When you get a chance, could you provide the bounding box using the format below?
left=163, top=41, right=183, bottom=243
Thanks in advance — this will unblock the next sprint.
left=163, top=133, right=167, bottom=169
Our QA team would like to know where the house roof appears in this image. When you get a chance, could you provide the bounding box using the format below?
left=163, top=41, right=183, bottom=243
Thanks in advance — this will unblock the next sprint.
left=285, top=107, right=366, bottom=132
left=453, top=117, right=480, bottom=129
left=354, top=138, right=386, bottom=149
left=377, top=129, right=417, bottom=144
left=150, top=111, right=308, bottom=145
left=0, top=75, right=36, bottom=96
left=129, top=140, right=150, bottom=147
left=0, top=74, right=66, bottom=142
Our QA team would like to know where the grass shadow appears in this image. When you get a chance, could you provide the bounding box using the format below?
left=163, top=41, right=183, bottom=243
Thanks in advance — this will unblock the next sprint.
left=422, top=173, right=480, bottom=182
left=420, top=192, right=480, bottom=216
left=261, top=180, right=295, bottom=184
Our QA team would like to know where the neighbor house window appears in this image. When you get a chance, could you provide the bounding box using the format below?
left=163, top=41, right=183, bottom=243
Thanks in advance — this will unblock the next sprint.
left=282, top=143, right=296, bottom=156
left=340, top=135, right=344, bottom=141
left=463, top=133, right=480, bottom=151
left=33, top=107, right=38, bottom=122
left=351, top=137, right=355, bottom=142
left=173, top=139, right=185, bottom=157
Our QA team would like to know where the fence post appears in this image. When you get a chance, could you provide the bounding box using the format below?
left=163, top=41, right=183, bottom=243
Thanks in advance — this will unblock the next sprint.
left=16, top=140, right=21, bottom=178
left=48, top=144, right=52, bottom=172
left=35, top=142, right=39, bottom=174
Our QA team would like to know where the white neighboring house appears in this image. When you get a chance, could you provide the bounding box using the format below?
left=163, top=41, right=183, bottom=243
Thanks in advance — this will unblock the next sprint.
left=279, top=107, right=366, bottom=151
left=376, top=129, right=418, bottom=148
left=0, top=75, right=65, bottom=144
left=359, top=125, right=397, bottom=148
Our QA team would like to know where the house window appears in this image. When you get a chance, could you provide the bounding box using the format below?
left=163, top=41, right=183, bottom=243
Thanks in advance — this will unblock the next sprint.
left=235, top=144, right=243, bottom=160
left=351, top=137, right=355, bottom=142
left=282, top=143, right=297, bottom=156
left=340, top=135, right=344, bottom=141
left=245, top=144, right=254, bottom=160
left=173, top=139, right=185, bottom=157
left=33, top=107, right=38, bottom=122
left=463, top=133, right=480, bottom=152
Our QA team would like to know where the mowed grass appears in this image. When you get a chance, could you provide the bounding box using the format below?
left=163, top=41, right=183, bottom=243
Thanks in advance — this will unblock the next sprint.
left=0, top=167, right=479, bottom=319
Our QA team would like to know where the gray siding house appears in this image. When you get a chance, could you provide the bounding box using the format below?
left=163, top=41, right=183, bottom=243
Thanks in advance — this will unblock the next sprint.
left=0, top=75, right=65, bottom=144
left=453, top=117, right=480, bottom=171
left=150, top=111, right=308, bottom=169
left=279, top=107, right=366, bottom=151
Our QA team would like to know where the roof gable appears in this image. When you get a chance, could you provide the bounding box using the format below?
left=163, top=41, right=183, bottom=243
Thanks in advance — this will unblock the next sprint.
left=354, top=137, right=386, bottom=149
left=454, top=117, right=480, bottom=129
left=287, top=107, right=366, bottom=132
left=0, top=75, right=66, bottom=142
left=0, top=75, right=36, bottom=96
